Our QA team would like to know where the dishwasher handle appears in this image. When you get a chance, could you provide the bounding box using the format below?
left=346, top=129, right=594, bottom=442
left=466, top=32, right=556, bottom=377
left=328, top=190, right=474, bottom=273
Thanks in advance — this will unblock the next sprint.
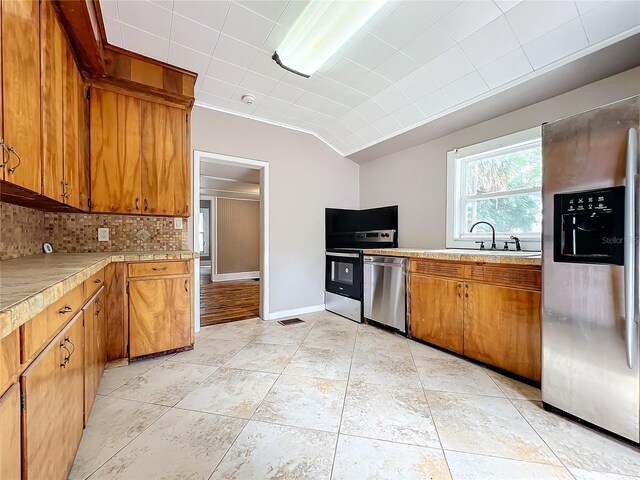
left=365, top=261, right=404, bottom=268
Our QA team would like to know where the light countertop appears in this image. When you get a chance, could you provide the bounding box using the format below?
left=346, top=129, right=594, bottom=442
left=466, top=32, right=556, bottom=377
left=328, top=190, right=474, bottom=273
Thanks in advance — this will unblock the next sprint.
left=363, top=248, right=542, bottom=266
left=0, top=251, right=198, bottom=339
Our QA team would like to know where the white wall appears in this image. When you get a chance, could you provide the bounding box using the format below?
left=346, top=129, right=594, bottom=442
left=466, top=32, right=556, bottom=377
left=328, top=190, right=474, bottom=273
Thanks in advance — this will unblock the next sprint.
left=360, top=67, right=640, bottom=249
left=191, top=107, right=359, bottom=315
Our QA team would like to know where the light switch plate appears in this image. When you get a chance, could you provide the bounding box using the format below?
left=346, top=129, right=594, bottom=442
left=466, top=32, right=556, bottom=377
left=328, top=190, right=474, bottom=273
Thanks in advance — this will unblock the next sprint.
left=97, top=228, right=110, bottom=242
left=174, top=218, right=183, bottom=230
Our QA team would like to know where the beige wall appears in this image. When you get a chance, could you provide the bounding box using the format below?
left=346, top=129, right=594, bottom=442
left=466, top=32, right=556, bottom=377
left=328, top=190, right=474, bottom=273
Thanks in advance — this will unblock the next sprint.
left=360, top=67, right=640, bottom=249
left=191, top=107, right=360, bottom=315
left=216, top=198, right=260, bottom=274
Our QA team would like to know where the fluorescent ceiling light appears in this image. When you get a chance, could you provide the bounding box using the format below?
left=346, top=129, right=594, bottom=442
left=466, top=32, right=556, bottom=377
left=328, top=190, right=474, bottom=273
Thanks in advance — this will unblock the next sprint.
left=273, top=0, right=386, bottom=78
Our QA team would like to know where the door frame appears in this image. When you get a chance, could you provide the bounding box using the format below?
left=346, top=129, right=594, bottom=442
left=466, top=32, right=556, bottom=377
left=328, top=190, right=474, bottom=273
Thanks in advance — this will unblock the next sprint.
left=192, top=150, right=270, bottom=328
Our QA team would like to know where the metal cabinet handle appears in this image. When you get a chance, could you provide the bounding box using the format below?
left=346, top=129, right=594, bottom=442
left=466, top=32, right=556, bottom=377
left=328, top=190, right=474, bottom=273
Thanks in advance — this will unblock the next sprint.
left=465, top=284, right=469, bottom=298
left=6, top=145, right=21, bottom=174
left=61, top=181, right=67, bottom=199
left=135, top=197, right=140, bottom=210
left=0, top=140, right=9, bottom=168
left=144, top=198, right=148, bottom=212
left=95, top=298, right=103, bottom=316
left=65, top=183, right=73, bottom=198
left=184, top=279, right=188, bottom=293
left=152, top=266, right=168, bottom=271
left=456, top=283, right=462, bottom=298
left=94, top=278, right=102, bottom=284
left=59, top=305, right=73, bottom=314
left=65, top=336, right=76, bottom=357
left=60, top=341, right=71, bottom=368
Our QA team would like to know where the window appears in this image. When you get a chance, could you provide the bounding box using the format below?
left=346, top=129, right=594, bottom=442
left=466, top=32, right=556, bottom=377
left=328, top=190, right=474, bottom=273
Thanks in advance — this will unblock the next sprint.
left=446, top=127, right=542, bottom=250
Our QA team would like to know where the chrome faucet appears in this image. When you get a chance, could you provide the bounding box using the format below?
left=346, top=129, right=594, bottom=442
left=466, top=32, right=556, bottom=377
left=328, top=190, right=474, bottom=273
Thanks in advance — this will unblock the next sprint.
left=470, top=221, right=497, bottom=250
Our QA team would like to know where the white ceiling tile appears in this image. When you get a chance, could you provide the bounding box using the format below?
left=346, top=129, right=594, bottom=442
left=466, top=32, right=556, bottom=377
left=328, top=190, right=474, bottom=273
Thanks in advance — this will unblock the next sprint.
left=407, top=1, right=461, bottom=25
left=148, top=0, right=173, bottom=11
left=392, top=103, right=424, bottom=128
left=239, top=70, right=278, bottom=95
left=197, top=92, right=230, bottom=109
left=326, top=122, right=352, bottom=141
left=102, top=16, right=123, bottom=45
left=279, top=70, right=321, bottom=89
left=442, top=71, right=489, bottom=106
left=257, top=95, right=291, bottom=115
left=263, top=23, right=287, bottom=52
left=168, top=42, right=211, bottom=75
left=351, top=71, right=392, bottom=97
left=173, top=0, right=230, bottom=31
left=201, top=76, right=238, bottom=99
left=401, top=24, right=456, bottom=65
left=353, top=98, right=387, bottom=122
left=213, top=34, right=260, bottom=68
left=344, top=35, right=396, bottom=70
left=100, top=0, right=119, bottom=19
left=120, top=23, right=169, bottom=61
left=372, top=4, right=428, bottom=49
left=424, top=46, right=475, bottom=87
left=326, top=58, right=371, bottom=86
left=282, top=103, right=313, bottom=121
left=232, top=85, right=265, bottom=107
left=460, top=16, right=520, bottom=69
left=575, top=0, right=605, bottom=16
left=314, top=100, right=350, bottom=118
left=222, top=2, right=275, bottom=48
left=170, top=14, right=219, bottom=55
left=506, top=1, right=580, bottom=44
left=523, top=18, right=589, bottom=69
left=373, top=84, right=411, bottom=112
left=415, top=89, right=454, bottom=118
left=269, top=81, right=306, bottom=103
left=276, top=1, right=309, bottom=27
left=227, top=94, right=258, bottom=114
left=237, top=0, right=287, bottom=22
left=354, top=124, right=382, bottom=144
left=118, top=0, right=172, bottom=38
left=437, top=1, right=502, bottom=42
left=372, top=114, right=403, bottom=136
left=307, top=75, right=346, bottom=98
left=374, top=51, right=418, bottom=83
left=248, top=53, right=286, bottom=81
left=207, top=58, right=247, bottom=84
left=295, top=92, right=329, bottom=111
left=494, top=0, right=522, bottom=13
left=581, top=1, right=640, bottom=45
left=478, top=47, right=533, bottom=89
left=396, top=67, right=439, bottom=102
left=194, top=75, right=204, bottom=92
left=339, top=110, right=369, bottom=133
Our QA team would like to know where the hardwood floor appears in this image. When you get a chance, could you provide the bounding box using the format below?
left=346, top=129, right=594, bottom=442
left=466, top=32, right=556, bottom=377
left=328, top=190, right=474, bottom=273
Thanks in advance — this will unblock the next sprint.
left=200, top=276, right=260, bottom=326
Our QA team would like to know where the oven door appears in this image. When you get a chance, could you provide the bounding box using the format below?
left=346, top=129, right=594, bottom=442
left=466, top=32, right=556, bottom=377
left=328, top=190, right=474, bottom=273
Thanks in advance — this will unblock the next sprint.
left=325, top=252, right=362, bottom=300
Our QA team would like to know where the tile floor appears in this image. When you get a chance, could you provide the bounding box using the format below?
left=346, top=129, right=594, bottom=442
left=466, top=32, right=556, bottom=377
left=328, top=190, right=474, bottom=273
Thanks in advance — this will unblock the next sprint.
left=71, top=311, right=640, bottom=480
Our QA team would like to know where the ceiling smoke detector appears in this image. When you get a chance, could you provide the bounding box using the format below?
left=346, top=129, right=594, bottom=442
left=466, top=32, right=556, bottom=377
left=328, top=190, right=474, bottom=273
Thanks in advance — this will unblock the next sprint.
left=241, top=95, right=256, bottom=105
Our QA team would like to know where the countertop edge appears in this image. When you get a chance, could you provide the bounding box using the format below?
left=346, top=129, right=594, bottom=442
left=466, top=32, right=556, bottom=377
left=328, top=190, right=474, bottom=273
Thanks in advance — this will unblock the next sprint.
left=0, top=251, right=199, bottom=339
left=363, top=248, right=542, bottom=266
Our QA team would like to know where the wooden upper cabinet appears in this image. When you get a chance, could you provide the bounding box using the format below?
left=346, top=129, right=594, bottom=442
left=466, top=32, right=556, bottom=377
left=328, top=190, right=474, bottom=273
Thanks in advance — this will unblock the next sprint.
left=90, top=88, right=142, bottom=213
left=129, top=276, right=192, bottom=358
left=77, top=78, right=90, bottom=211
left=409, top=274, right=464, bottom=353
left=176, top=111, right=190, bottom=216
left=41, top=0, right=65, bottom=201
left=63, top=42, right=81, bottom=209
left=464, top=282, right=542, bottom=381
left=1, top=0, right=42, bottom=192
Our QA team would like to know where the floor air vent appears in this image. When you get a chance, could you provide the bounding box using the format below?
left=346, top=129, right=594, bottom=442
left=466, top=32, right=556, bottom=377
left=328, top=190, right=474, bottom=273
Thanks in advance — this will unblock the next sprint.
left=278, top=318, right=305, bottom=326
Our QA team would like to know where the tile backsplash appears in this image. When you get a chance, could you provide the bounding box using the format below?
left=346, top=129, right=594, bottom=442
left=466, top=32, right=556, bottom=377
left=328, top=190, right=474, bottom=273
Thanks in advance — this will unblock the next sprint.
left=0, top=203, right=46, bottom=260
left=0, top=202, right=189, bottom=260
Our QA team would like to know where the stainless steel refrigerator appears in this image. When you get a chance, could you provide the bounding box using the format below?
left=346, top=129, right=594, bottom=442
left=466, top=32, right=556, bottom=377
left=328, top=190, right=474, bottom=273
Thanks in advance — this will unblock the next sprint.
left=542, top=95, right=639, bottom=442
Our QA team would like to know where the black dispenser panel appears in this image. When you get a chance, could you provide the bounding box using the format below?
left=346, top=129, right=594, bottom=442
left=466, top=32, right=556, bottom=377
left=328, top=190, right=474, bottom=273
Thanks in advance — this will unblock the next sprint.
left=553, top=186, right=624, bottom=265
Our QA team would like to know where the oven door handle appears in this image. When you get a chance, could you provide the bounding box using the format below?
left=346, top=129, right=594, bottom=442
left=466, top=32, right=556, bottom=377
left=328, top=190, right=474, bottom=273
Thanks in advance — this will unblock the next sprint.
left=326, top=252, right=360, bottom=258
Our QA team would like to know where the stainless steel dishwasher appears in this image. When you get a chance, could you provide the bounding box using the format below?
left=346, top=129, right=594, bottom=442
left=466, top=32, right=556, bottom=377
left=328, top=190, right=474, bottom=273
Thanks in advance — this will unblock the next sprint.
left=363, top=256, right=407, bottom=333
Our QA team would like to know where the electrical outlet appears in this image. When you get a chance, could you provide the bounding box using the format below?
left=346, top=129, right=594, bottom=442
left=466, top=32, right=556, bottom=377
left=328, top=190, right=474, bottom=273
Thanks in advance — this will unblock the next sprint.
left=97, top=228, right=110, bottom=242
left=174, top=218, right=183, bottom=230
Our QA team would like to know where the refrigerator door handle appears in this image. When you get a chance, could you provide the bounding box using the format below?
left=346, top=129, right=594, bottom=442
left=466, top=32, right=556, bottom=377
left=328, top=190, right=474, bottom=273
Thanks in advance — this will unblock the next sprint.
left=625, top=127, right=639, bottom=369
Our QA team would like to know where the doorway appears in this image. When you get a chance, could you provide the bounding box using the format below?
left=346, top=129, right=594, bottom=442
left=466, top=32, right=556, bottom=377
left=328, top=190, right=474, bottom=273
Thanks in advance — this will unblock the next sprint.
left=192, top=151, right=269, bottom=330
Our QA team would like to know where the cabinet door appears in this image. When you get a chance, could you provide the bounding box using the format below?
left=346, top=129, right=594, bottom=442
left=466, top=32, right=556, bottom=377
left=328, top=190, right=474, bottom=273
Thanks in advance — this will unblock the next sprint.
left=40, top=0, right=65, bottom=202
left=129, top=277, right=192, bottom=358
left=22, top=312, right=84, bottom=480
left=464, top=282, right=541, bottom=381
left=0, top=384, right=20, bottom=480
left=90, top=89, right=141, bottom=213
left=409, top=274, right=464, bottom=353
left=63, top=43, right=81, bottom=209
left=77, top=80, right=90, bottom=211
left=83, top=296, right=97, bottom=425
left=175, top=110, right=190, bottom=216
left=1, top=0, right=41, bottom=192
left=141, top=101, right=181, bottom=215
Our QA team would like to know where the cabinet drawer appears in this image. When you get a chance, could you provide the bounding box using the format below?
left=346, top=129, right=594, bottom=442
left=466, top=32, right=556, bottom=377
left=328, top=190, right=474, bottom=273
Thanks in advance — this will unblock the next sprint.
left=84, top=268, right=105, bottom=299
left=128, top=261, right=189, bottom=278
left=0, top=329, right=20, bottom=395
left=468, top=265, right=541, bottom=291
left=22, top=284, right=84, bottom=363
left=411, top=259, right=466, bottom=279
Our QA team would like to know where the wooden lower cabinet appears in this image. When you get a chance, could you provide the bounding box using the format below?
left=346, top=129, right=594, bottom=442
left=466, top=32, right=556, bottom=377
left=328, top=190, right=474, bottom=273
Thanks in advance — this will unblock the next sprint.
left=22, top=311, right=84, bottom=480
left=129, top=275, right=192, bottom=358
left=464, top=282, right=542, bottom=382
left=409, top=274, right=464, bottom=354
left=83, top=287, right=107, bottom=425
left=0, top=384, right=21, bottom=480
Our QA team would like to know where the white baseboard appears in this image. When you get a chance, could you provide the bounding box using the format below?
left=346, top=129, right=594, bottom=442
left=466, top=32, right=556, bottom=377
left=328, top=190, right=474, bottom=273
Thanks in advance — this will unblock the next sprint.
left=213, top=271, right=260, bottom=282
left=267, top=304, right=325, bottom=321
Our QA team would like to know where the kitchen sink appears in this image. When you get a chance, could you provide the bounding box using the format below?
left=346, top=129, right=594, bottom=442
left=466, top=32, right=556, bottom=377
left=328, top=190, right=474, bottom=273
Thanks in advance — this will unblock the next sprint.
left=430, top=249, right=541, bottom=257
